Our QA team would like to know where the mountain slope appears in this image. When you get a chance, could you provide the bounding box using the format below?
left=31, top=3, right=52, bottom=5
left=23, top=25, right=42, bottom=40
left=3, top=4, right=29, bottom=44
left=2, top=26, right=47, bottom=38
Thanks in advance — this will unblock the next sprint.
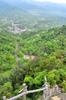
left=0, top=25, right=66, bottom=99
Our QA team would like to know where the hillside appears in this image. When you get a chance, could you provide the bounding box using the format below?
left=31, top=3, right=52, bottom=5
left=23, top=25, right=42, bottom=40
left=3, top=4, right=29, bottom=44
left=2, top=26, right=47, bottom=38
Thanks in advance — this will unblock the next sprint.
left=0, top=25, right=66, bottom=99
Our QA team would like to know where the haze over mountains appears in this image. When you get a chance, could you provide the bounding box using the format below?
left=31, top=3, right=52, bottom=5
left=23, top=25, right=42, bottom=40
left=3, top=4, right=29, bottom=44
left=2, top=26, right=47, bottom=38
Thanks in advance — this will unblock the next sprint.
left=0, top=0, right=66, bottom=31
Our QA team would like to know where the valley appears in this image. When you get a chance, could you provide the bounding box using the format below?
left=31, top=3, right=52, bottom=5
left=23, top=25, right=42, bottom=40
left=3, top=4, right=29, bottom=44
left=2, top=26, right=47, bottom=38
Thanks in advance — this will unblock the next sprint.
left=0, top=0, right=66, bottom=100
left=0, top=0, right=66, bottom=33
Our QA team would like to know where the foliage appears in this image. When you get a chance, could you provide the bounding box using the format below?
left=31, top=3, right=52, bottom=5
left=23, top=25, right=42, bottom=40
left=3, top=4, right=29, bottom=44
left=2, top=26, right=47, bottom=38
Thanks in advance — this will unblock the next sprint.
left=0, top=25, right=66, bottom=99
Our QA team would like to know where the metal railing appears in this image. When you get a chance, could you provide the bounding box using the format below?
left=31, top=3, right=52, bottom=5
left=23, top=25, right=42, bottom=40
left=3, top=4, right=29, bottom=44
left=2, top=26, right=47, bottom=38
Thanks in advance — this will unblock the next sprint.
left=3, top=78, right=61, bottom=100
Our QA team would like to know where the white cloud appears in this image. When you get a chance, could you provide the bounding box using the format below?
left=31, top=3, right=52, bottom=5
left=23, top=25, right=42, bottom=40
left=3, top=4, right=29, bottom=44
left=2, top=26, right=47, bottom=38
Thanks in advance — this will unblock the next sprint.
left=34, top=0, right=66, bottom=4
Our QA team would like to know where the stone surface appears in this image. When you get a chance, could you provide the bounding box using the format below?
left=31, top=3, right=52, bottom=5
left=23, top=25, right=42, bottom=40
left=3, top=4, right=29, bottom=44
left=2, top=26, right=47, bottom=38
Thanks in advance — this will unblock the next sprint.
left=49, top=93, right=66, bottom=100
left=51, top=96, right=61, bottom=100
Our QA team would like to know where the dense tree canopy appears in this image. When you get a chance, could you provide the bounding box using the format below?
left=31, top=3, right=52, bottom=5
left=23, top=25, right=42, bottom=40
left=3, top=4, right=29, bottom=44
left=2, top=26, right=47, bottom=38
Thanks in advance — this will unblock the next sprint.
left=0, top=25, right=66, bottom=99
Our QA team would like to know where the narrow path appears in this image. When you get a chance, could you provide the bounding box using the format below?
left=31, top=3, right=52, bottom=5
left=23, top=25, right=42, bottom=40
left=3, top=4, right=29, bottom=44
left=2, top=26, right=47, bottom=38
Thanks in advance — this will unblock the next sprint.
left=15, top=42, right=20, bottom=67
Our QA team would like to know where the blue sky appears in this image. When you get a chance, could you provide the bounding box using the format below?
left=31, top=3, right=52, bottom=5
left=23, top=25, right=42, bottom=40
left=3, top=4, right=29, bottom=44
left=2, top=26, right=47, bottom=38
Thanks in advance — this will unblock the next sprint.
left=1, top=0, right=66, bottom=4
left=35, top=0, right=66, bottom=3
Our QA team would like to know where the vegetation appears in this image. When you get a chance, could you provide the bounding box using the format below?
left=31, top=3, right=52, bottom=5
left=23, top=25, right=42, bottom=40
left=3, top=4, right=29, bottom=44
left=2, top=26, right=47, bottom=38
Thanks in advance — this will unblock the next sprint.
left=0, top=25, right=66, bottom=99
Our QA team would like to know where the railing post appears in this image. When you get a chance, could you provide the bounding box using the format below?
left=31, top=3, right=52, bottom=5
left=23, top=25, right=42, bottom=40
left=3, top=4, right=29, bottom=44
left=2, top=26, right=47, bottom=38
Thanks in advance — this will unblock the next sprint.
left=42, top=77, right=50, bottom=100
left=53, top=84, right=61, bottom=95
left=23, top=83, right=27, bottom=100
left=3, top=96, right=6, bottom=100
left=42, top=89, right=45, bottom=100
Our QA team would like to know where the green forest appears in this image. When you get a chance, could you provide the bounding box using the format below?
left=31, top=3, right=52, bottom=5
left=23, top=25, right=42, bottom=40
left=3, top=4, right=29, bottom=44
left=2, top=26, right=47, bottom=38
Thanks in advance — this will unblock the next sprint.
left=0, top=25, right=66, bottom=100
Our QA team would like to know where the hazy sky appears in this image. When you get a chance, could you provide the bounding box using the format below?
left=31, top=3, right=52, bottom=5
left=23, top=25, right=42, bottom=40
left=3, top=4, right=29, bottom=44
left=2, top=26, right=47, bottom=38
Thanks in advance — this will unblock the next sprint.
left=35, top=0, right=66, bottom=3
left=1, top=0, right=66, bottom=4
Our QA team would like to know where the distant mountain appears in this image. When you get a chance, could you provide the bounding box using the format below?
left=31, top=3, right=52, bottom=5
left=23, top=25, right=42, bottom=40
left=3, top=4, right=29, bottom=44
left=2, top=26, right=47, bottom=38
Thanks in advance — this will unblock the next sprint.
left=0, top=1, right=13, bottom=10
left=4, top=1, right=66, bottom=18
left=0, top=1, right=15, bottom=16
left=0, top=0, right=66, bottom=30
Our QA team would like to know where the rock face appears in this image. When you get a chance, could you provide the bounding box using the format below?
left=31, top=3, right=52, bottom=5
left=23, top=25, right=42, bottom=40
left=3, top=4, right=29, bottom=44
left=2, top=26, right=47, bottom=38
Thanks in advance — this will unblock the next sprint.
left=24, top=55, right=36, bottom=60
